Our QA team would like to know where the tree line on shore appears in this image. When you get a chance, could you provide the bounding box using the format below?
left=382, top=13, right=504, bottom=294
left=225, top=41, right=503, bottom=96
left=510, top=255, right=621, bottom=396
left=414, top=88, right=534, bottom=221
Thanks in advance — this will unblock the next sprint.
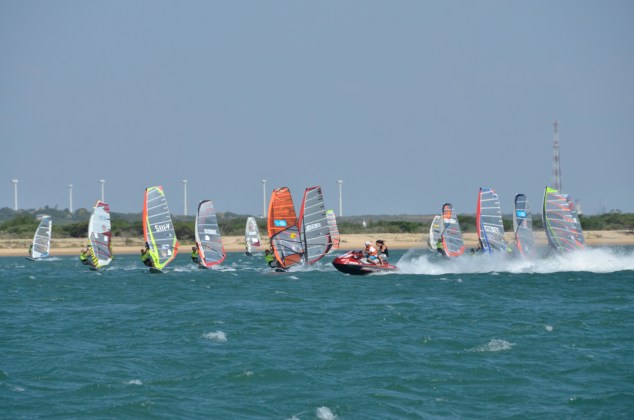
left=1, top=207, right=633, bottom=240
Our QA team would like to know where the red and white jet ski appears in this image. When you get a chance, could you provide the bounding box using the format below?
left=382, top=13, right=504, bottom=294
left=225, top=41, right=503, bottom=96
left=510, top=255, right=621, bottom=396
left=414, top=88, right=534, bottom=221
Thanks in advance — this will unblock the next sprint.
left=332, top=251, right=397, bottom=275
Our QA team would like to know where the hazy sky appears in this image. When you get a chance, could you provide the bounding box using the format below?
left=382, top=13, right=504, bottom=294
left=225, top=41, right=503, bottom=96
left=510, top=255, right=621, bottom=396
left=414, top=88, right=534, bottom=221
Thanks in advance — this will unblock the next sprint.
left=2, top=1, right=633, bottom=216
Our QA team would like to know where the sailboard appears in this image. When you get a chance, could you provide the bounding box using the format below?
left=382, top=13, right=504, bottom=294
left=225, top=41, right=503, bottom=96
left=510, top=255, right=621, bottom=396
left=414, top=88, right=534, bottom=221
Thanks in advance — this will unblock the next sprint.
left=476, top=187, right=506, bottom=254
left=298, top=186, right=332, bottom=264
left=87, top=200, right=113, bottom=269
left=325, top=210, right=340, bottom=253
left=244, top=216, right=261, bottom=255
left=143, top=186, right=179, bottom=272
left=267, top=187, right=303, bottom=270
left=513, top=194, right=535, bottom=258
left=195, top=200, right=226, bottom=268
left=27, top=216, right=52, bottom=260
left=428, top=215, right=442, bottom=250
left=440, top=203, right=465, bottom=257
left=542, top=187, right=585, bottom=253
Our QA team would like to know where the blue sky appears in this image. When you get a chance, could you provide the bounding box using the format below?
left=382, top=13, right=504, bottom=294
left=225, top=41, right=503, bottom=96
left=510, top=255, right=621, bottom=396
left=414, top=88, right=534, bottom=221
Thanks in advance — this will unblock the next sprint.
left=2, top=1, right=633, bottom=216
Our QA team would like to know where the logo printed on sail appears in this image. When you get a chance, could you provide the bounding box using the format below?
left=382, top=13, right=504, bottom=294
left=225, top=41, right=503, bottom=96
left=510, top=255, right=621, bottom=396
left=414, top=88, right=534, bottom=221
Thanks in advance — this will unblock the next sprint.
left=204, top=229, right=217, bottom=235
left=305, top=223, right=322, bottom=232
left=484, top=225, right=501, bottom=234
left=274, top=220, right=287, bottom=227
left=154, top=223, right=171, bottom=232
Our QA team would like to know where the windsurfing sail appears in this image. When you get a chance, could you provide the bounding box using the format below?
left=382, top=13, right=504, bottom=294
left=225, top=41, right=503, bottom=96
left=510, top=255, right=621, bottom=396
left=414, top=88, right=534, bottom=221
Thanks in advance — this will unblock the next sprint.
left=245, top=216, right=261, bottom=254
left=326, top=210, right=340, bottom=252
left=30, top=216, right=52, bottom=259
left=267, top=187, right=303, bottom=269
left=195, top=200, right=226, bottom=268
left=88, top=200, right=113, bottom=268
left=298, top=186, right=332, bottom=264
left=542, top=187, right=585, bottom=253
left=476, top=187, right=506, bottom=254
left=143, top=186, right=179, bottom=270
left=428, top=215, right=442, bottom=250
left=440, top=203, right=465, bottom=257
left=513, top=194, right=535, bottom=258
left=565, top=194, right=585, bottom=247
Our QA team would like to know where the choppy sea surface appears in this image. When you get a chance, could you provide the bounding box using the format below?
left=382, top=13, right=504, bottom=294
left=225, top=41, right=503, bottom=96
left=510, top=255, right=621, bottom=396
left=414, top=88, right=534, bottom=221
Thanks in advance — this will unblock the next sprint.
left=2, top=246, right=634, bottom=419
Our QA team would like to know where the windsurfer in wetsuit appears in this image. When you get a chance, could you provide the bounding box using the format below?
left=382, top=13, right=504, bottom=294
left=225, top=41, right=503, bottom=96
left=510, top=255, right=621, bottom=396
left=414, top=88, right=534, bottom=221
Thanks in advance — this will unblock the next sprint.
left=80, top=245, right=92, bottom=265
left=436, top=239, right=447, bottom=257
left=140, top=245, right=153, bottom=267
left=264, top=248, right=277, bottom=268
left=191, top=246, right=200, bottom=263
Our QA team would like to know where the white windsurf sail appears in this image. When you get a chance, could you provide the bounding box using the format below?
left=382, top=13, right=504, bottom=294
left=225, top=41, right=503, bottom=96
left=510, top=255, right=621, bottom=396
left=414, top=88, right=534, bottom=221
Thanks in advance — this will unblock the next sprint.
left=88, top=200, right=113, bottom=268
left=143, top=186, right=179, bottom=270
left=440, top=203, right=465, bottom=257
left=326, top=210, right=340, bottom=252
left=298, top=186, right=332, bottom=264
left=195, top=200, right=226, bottom=268
left=428, top=215, right=442, bottom=250
left=542, top=187, right=585, bottom=253
left=476, top=187, right=506, bottom=254
left=245, top=216, right=261, bottom=254
left=30, top=216, right=52, bottom=259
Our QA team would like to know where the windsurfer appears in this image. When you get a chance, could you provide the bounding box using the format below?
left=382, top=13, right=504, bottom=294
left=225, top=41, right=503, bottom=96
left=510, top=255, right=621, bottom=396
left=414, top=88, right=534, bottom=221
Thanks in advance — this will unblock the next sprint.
left=191, top=246, right=200, bottom=263
left=264, top=248, right=277, bottom=268
left=80, top=245, right=92, bottom=265
left=140, top=246, right=153, bottom=267
left=436, top=239, right=447, bottom=257
left=364, top=241, right=381, bottom=265
left=28, top=244, right=33, bottom=257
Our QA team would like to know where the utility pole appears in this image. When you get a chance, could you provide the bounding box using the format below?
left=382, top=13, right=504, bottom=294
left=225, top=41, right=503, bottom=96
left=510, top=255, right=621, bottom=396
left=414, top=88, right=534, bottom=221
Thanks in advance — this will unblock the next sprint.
left=11, top=179, right=18, bottom=210
left=262, top=179, right=267, bottom=218
left=99, top=179, right=106, bottom=202
left=337, top=179, right=343, bottom=217
left=68, top=184, right=74, bottom=212
left=182, top=179, right=188, bottom=216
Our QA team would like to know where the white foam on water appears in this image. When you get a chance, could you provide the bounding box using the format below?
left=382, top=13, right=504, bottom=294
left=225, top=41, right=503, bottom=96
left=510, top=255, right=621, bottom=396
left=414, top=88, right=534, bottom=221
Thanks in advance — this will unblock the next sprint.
left=125, top=379, right=143, bottom=385
left=288, top=275, right=299, bottom=280
left=316, top=406, right=336, bottom=420
left=396, top=247, right=634, bottom=275
left=203, top=330, right=227, bottom=342
left=545, top=325, right=554, bottom=332
left=469, top=339, right=514, bottom=352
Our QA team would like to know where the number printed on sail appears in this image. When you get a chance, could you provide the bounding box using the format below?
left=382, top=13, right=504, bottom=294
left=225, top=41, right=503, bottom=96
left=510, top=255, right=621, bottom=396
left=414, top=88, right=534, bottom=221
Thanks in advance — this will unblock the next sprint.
left=305, top=223, right=321, bottom=232
left=155, top=223, right=171, bottom=232
left=484, top=225, right=500, bottom=234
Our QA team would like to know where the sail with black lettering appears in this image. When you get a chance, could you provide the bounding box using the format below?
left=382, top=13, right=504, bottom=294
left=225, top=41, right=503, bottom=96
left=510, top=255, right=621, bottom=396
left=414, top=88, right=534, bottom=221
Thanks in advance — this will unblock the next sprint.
left=476, top=187, right=506, bottom=254
left=428, top=215, right=442, bottom=250
left=440, top=203, right=465, bottom=257
left=195, top=200, right=226, bottom=268
left=513, top=194, right=535, bottom=258
left=28, top=216, right=52, bottom=260
left=326, top=210, right=340, bottom=252
left=267, top=187, right=303, bottom=269
left=244, top=216, right=261, bottom=255
left=298, top=186, right=332, bottom=264
left=143, top=186, right=179, bottom=271
left=542, top=187, right=585, bottom=253
left=88, top=200, right=113, bottom=268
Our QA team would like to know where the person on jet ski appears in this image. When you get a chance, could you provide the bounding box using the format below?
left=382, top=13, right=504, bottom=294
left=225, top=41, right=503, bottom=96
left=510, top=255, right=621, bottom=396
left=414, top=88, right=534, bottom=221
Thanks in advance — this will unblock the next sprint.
left=375, top=240, right=389, bottom=260
left=364, top=241, right=382, bottom=265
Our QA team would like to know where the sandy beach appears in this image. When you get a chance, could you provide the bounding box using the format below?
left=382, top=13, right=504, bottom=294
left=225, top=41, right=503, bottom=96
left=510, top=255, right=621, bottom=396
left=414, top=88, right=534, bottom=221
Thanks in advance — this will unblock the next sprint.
left=1, top=230, right=633, bottom=257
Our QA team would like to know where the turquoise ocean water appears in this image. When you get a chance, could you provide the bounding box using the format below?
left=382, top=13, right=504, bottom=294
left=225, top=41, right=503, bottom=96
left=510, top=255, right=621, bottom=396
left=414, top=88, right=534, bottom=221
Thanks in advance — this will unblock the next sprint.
left=2, top=247, right=634, bottom=419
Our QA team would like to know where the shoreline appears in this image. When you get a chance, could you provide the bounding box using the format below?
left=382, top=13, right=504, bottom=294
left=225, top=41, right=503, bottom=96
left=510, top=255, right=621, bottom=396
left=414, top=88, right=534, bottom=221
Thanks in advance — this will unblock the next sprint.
left=1, top=230, right=633, bottom=257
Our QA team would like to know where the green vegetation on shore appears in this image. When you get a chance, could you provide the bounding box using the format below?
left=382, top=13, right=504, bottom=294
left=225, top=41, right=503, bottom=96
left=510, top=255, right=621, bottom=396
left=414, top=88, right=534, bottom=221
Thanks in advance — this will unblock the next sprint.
left=1, top=207, right=633, bottom=240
